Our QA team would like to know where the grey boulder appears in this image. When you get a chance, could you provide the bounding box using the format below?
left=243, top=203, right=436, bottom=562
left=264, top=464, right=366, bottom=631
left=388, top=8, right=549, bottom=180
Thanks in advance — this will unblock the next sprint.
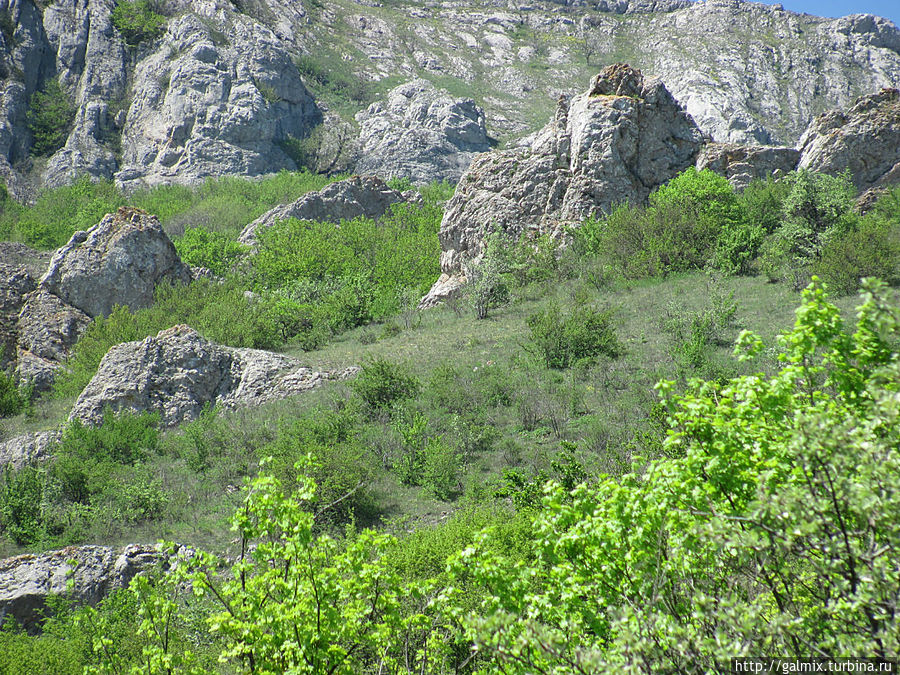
left=798, top=88, right=900, bottom=193
left=0, top=430, right=61, bottom=470
left=40, top=207, right=192, bottom=319
left=0, top=544, right=161, bottom=633
left=354, top=79, right=492, bottom=185
left=238, top=175, right=410, bottom=245
left=69, top=325, right=358, bottom=427
left=696, top=142, right=800, bottom=189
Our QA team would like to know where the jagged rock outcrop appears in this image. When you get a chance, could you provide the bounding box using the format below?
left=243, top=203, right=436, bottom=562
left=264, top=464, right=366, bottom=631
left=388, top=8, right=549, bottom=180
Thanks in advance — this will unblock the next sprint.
left=0, top=262, right=35, bottom=368
left=798, top=88, right=900, bottom=193
left=39, top=207, right=191, bottom=319
left=10, top=208, right=190, bottom=390
left=354, top=79, right=492, bottom=184
left=16, top=288, right=91, bottom=363
left=238, top=175, right=410, bottom=245
left=422, top=64, right=704, bottom=305
left=40, top=0, right=128, bottom=189
left=0, top=430, right=61, bottom=470
left=14, top=288, right=91, bottom=389
left=69, top=325, right=359, bottom=427
left=2, top=0, right=900, bottom=194
left=115, top=12, right=320, bottom=190
left=696, top=142, right=800, bottom=189
left=0, top=544, right=161, bottom=632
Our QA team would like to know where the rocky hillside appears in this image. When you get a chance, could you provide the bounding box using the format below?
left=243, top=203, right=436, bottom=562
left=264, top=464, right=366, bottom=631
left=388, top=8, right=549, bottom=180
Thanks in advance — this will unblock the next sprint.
left=0, top=0, right=898, bottom=196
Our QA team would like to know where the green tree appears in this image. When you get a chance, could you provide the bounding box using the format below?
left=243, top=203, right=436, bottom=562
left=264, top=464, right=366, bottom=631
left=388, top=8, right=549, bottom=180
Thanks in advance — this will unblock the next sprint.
left=27, top=79, right=75, bottom=157
left=110, top=1, right=166, bottom=46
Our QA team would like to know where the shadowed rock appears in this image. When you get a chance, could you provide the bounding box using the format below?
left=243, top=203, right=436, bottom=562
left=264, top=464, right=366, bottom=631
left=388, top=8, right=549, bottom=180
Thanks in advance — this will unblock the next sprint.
left=798, top=88, right=900, bottom=193
left=0, top=544, right=162, bottom=633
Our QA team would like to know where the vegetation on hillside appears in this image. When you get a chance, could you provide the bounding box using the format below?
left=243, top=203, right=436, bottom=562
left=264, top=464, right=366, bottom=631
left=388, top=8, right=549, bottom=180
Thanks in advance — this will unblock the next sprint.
left=0, top=167, right=898, bottom=672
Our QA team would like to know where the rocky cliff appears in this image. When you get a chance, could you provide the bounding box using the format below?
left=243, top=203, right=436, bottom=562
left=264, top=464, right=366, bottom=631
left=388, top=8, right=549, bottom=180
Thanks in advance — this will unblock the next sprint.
left=0, top=0, right=898, bottom=194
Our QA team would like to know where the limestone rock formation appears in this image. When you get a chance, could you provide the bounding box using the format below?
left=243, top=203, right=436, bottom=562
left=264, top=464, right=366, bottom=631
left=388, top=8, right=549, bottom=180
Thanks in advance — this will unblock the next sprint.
left=0, top=263, right=35, bottom=368
left=2, top=0, right=900, bottom=194
left=69, top=325, right=358, bottom=427
left=10, top=208, right=190, bottom=390
left=238, top=175, right=409, bottom=245
left=114, top=12, right=320, bottom=190
left=0, top=430, right=61, bottom=470
left=696, top=142, right=800, bottom=189
left=16, top=288, right=92, bottom=364
left=40, top=207, right=192, bottom=319
left=354, top=79, right=492, bottom=184
left=798, top=88, right=900, bottom=193
left=422, top=64, right=704, bottom=305
left=0, top=544, right=161, bottom=632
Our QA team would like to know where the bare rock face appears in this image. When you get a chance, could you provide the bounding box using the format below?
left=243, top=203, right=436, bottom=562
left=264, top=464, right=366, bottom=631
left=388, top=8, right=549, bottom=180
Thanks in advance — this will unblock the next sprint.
left=16, top=288, right=91, bottom=364
left=0, top=262, right=35, bottom=368
left=0, top=430, right=61, bottom=471
left=114, top=13, right=319, bottom=190
left=0, top=544, right=161, bottom=633
left=798, top=88, right=900, bottom=193
left=40, top=207, right=192, bottom=319
left=422, top=64, right=704, bottom=305
left=238, top=175, right=409, bottom=245
left=10, top=208, right=190, bottom=390
left=354, top=79, right=492, bottom=185
left=69, top=325, right=358, bottom=427
left=696, top=142, right=800, bottom=189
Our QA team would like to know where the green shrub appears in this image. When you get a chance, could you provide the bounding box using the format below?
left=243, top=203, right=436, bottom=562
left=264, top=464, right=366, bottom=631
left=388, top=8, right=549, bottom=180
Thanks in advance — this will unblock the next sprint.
left=14, top=177, right=124, bottom=249
left=463, top=233, right=511, bottom=319
left=651, top=167, right=757, bottom=275
left=815, top=215, right=900, bottom=295
left=264, top=407, right=373, bottom=525
left=110, top=0, right=166, bottom=45
left=27, top=79, right=75, bottom=157
left=0, top=465, right=46, bottom=546
left=760, top=170, right=858, bottom=286
left=173, top=226, right=248, bottom=275
left=0, top=367, right=31, bottom=417
left=526, top=301, right=623, bottom=369
left=737, top=175, right=791, bottom=235
left=422, top=436, right=461, bottom=500
left=351, top=358, right=420, bottom=412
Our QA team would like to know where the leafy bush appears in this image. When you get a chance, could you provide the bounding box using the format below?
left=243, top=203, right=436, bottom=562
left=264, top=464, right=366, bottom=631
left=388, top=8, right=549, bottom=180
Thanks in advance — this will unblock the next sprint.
left=422, top=436, right=461, bottom=500
left=737, top=175, right=792, bottom=235
left=526, top=301, right=623, bottom=369
left=815, top=214, right=900, bottom=295
left=351, top=358, right=420, bottom=412
left=12, top=177, right=124, bottom=249
left=27, top=79, right=75, bottom=157
left=0, top=367, right=31, bottom=417
left=448, top=279, right=900, bottom=670
left=173, top=226, right=247, bottom=275
left=463, top=233, right=511, bottom=319
left=760, top=169, right=858, bottom=286
left=0, top=465, right=46, bottom=546
left=110, top=0, right=166, bottom=46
